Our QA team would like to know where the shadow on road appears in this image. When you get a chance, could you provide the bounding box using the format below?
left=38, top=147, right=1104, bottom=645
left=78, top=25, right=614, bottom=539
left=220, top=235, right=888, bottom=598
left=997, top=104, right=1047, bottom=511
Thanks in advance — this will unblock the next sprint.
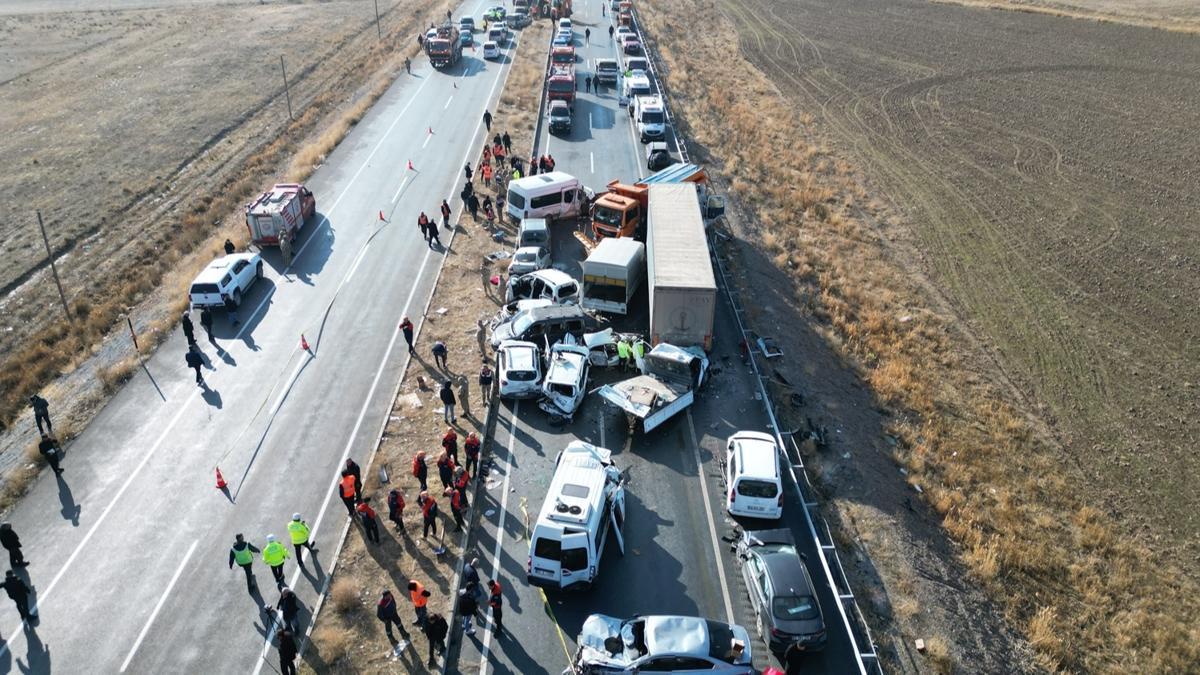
left=56, top=474, right=80, bottom=526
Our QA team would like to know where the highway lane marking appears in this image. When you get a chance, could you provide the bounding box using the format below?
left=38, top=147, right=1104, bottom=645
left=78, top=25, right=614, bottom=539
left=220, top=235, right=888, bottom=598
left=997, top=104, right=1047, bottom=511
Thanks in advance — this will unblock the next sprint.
left=119, top=539, right=199, bottom=672
left=478, top=401, right=519, bottom=672
left=444, top=95, right=454, bottom=110
left=342, top=237, right=373, bottom=284
left=590, top=151, right=594, bottom=174
left=390, top=175, right=410, bottom=204
left=686, top=409, right=736, bottom=624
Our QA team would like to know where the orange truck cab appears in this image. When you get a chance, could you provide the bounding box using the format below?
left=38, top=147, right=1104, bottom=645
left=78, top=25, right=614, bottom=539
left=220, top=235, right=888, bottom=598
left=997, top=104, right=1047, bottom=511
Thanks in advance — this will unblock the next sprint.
left=618, top=2, right=633, bottom=26
left=547, top=64, right=576, bottom=107
left=592, top=181, right=648, bottom=240
left=550, top=45, right=575, bottom=66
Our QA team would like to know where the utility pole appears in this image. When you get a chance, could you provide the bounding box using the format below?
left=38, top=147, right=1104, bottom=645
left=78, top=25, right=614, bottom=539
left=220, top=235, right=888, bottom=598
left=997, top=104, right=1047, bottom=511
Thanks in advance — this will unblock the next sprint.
left=280, top=55, right=293, bottom=121
left=374, top=0, right=382, bottom=40
left=36, top=210, right=71, bottom=322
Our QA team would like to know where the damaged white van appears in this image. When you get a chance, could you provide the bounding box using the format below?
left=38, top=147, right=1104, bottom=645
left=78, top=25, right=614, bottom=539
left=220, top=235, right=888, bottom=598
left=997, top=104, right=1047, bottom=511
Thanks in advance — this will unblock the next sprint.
left=528, top=441, right=626, bottom=591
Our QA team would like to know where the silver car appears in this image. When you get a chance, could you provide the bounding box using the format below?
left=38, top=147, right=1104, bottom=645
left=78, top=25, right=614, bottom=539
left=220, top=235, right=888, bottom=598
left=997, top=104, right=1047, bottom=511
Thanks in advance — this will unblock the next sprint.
left=566, top=614, right=754, bottom=674
left=509, top=245, right=550, bottom=276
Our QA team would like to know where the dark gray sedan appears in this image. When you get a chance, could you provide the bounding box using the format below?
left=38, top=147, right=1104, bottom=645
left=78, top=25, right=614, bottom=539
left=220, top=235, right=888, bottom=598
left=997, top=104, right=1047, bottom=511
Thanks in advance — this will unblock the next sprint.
left=735, top=528, right=827, bottom=654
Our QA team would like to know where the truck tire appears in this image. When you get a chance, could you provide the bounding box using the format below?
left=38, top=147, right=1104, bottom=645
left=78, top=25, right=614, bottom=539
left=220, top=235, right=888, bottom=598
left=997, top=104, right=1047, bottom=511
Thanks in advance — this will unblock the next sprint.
left=255, top=262, right=264, bottom=280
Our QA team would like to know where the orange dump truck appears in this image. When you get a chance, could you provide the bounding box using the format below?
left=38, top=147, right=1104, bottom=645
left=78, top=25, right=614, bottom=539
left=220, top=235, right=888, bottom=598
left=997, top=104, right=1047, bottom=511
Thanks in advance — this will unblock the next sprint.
left=245, top=183, right=316, bottom=246
left=591, top=163, right=723, bottom=240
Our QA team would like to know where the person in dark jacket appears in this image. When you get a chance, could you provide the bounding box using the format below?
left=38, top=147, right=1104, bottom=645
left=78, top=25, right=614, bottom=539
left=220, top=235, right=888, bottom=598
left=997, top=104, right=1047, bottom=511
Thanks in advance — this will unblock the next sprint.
left=462, top=557, right=482, bottom=600
left=387, top=489, right=405, bottom=531
left=0, top=523, right=28, bottom=568
left=357, top=496, right=381, bottom=544
left=186, top=347, right=204, bottom=385
left=482, top=110, right=492, bottom=131
left=344, top=458, right=363, bottom=499
left=277, top=586, right=301, bottom=635
left=467, top=193, right=480, bottom=221
left=457, top=587, right=479, bottom=635
left=440, top=380, right=457, bottom=423
left=436, top=451, right=455, bottom=489
left=446, top=487, right=466, bottom=532
left=441, top=427, right=459, bottom=465
left=278, top=628, right=298, bottom=675
left=38, top=433, right=64, bottom=475
left=427, top=219, right=441, bottom=249
left=2, top=570, right=31, bottom=621
left=463, top=163, right=473, bottom=182
left=432, top=341, right=448, bottom=371
left=399, top=316, right=415, bottom=355
left=229, top=533, right=261, bottom=591
left=425, top=612, right=449, bottom=667
left=181, top=312, right=196, bottom=347
left=412, top=451, right=428, bottom=492
left=199, top=307, right=215, bottom=341
left=419, top=491, right=439, bottom=538
left=501, top=131, right=512, bottom=154
left=29, top=394, right=52, bottom=435
left=377, top=589, right=406, bottom=642
left=224, top=238, right=236, bottom=255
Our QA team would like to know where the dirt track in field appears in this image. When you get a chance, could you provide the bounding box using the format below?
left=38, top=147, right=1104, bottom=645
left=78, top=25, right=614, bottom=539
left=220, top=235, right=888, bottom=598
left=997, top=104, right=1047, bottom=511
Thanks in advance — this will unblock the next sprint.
left=718, top=0, right=1200, bottom=567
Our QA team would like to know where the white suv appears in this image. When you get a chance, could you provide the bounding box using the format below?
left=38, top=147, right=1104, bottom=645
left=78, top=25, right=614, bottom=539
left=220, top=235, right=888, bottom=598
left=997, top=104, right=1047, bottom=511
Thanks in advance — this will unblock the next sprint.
left=497, top=340, right=543, bottom=399
left=633, top=95, right=666, bottom=143
left=189, top=253, right=263, bottom=309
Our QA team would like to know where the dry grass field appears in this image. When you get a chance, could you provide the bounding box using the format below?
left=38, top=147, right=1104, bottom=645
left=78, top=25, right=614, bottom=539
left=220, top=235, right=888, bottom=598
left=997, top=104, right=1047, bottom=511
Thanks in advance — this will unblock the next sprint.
left=932, top=0, right=1200, bottom=32
left=640, top=0, right=1200, bottom=671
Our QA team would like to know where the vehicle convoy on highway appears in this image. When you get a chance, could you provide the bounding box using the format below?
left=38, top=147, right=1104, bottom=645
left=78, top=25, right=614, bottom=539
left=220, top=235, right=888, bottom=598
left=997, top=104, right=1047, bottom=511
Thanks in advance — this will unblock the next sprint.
left=243, top=183, right=315, bottom=246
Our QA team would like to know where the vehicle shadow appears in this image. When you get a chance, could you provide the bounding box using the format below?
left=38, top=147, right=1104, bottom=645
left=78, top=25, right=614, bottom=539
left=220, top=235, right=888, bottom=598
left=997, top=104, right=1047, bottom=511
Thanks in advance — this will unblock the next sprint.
left=286, top=212, right=338, bottom=286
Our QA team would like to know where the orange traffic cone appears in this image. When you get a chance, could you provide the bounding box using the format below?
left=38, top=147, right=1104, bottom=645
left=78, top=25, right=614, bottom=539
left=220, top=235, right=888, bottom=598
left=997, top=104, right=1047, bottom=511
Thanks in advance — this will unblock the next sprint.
left=300, top=334, right=310, bottom=351
left=379, top=210, right=386, bottom=221
left=215, top=467, right=227, bottom=489
left=428, top=126, right=434, bottom=134
left=407, top=159, right=415, bottom=170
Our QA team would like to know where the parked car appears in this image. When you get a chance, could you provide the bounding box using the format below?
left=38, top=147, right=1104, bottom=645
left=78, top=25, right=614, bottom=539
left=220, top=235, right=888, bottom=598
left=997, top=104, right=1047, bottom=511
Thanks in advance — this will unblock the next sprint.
left=189, top=252, right=263, bottom=309
left=459, top=17, right=475, bottom=32
left=735, top=529, right=827, bottom=654
left=460, top=31, right=474, bottom=48
left=509, top=245, right=550, bottom=276
left=497, top=340, right=543, bottom=399
left=622, top=34, right=641, bottom=54
left=483, top=41, right=501, bottom=59
left=566, top=614, right=755, bottom=674
left=623, top=56, right=649, bottom=75
left=548, top=99, right=573, bottom=135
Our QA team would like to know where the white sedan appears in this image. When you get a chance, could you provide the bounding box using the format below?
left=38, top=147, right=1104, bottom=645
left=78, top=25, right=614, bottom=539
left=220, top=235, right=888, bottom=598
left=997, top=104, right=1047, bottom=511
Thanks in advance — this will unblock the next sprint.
left=508, top=245, right=549, bottom=276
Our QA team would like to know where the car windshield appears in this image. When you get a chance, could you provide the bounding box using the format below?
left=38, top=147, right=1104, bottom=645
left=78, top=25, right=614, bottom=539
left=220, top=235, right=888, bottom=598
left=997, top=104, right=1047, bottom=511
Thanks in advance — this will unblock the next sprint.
left=551, top=107, right=569, bottom=119
left=773, top=595, right=821, bottom=621
left=549, top=80, right=574, bottom=93
left=598, top=62, right=617, bottom=71
left=516, top=250, right=538, bottom=262
left=511, top=314, right=535, bottom=336
left=631, top=85, right=650, bottom=96
left=641, top=111, right=664, bottom=124
left=593, top=205, right=623, bottom=226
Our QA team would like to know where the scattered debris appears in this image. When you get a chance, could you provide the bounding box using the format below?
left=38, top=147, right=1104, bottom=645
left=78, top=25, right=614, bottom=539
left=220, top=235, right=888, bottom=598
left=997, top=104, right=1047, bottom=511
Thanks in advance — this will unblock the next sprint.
left=484, top=508, right=496, bottom=517
left=378, top=465, right=389, bottom=484
left=436, top=307, right=448, bottom=315
left=486, top=250, right=512, bottom=261
left=915, top=638, right=926, bottom=653
left=757, top=336, right=783, bottom=358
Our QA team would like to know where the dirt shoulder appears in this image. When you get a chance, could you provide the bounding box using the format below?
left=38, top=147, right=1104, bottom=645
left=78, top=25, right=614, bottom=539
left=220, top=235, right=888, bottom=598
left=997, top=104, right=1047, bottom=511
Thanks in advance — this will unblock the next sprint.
left=929, top=0, right=1200, bottom=33
left=640, top=0, right=1199, bottom=672
left=303, top=19, right=551, bottom=673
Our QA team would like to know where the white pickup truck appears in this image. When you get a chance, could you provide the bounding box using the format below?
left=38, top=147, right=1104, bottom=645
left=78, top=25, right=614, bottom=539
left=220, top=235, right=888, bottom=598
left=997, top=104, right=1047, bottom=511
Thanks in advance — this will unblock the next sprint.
left=596, top=343, right=708, bottom=433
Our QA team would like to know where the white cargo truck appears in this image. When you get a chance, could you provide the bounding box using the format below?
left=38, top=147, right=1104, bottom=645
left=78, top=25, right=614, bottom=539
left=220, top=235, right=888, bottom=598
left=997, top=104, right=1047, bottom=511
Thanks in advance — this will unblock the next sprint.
left=646, top=183, right=716, bottom=350
left=581, top=237, right=645, bottom=315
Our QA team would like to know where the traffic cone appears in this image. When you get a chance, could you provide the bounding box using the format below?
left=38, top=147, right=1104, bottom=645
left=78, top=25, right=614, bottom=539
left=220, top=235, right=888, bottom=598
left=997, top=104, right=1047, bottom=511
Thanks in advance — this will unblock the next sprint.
left=301, top=334, right=311, bottom=351
left=215, top=467, right=227, bottom=489
left=379, top=210, right=386, bottom=222
left=407, top=160, right=414, bottom=170
left=428, top=126, right=434, bottom=135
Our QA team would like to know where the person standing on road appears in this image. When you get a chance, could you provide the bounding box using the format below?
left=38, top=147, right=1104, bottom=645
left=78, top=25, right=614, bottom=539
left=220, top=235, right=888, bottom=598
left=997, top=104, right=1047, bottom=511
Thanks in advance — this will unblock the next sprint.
left=479, top=361, right=494, bottom=405
left=457, top=588, right=478, bottom=635
left=417, top=211, right=431, bottom=243
left=287, top=513, right=318, bottom=563
left=223, top=293, right=240, bottom=326
left=440, top=380, right=457, bottom=423
left=278, top=628, right=299, bottom=675
left=224, top=238, right=236, bottom=255
left=419, top=491, right=439, bottom=538
left=262, top=534, right=289, bottom=588
left=432, top=340, right=448, bottom=370
left=488, top=578, right=504, bottom=635
left=387, top=489, right=406, bottom=531
left=608, top=25, right=614, bottom=41
left=279, top=230, right=294, bottom=267
left=440, top=200, right=451, bottom=228
left=442, top=427, right=459, bottom=465
left=377, top=589, right=406, bottom=642
left=425, top=612, right=448, bottom=667
left=357, top=496, right=381, bottom=544
left=229, top=533, right=261, bottom=591
left=464, top=432, right=481, bottom=478
left=344, top=458, right=363, bottom=499
left=200, top=307, right=214, bottom=341
left=408, top=580, right=431, bottom=627
left=276, top=585, right=301, bottom=635
left=483, top=110, right=493, bottom=132
left=338, top=470, right=358, bottom=516
left=463, top=557, right=482, bottom=600
left=404, top=57, right=411, bottom=74
left=181, top=312, right=197, bottom=347
left=0, top=524, right=28, bottom=569
left=585, top=27, right=591, bottom=44
left=585, top=75, right=592, bottom=93
left=185, top=347, right=204, bottom=386
left=502, top=131, right=512, bottom=155
left=427, top=219, right=442, bottom=248
left=3, top=570, right=32, bottom=621
left=29, top=394, right=52, bottom=435
left=38, top=433, right=64, bottom=475
left=400, top=316, right=416, bottom=355
left=412, top=451, right=429, bottom=492
left=436, top=450, right=455, bottom=490
left=463, top=163, right=473, bottom=182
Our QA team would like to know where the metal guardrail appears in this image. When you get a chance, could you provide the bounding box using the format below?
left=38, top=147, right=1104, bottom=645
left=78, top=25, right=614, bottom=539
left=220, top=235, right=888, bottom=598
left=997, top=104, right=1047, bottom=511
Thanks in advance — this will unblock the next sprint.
left=626, top=6, right=883, bottom=673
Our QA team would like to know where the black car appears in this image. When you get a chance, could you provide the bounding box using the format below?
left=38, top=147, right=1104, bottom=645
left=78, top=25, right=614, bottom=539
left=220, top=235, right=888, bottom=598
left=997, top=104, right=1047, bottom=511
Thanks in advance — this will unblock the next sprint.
left=548, top=100, right=572, bottom=135
left=735, top=529, right=827, bottom=654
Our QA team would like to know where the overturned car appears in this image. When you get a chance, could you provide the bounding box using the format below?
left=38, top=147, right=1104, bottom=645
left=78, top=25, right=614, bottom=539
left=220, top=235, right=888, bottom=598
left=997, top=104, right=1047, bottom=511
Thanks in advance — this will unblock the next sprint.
left=565, top=614, right=754, bottom=675
left=596, top=343, right=708, bottom=433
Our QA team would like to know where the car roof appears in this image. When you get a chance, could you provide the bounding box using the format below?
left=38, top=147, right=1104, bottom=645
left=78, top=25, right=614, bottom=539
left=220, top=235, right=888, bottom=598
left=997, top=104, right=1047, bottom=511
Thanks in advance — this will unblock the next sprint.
left=545, top=346, right=588, bottom=384
left=549, top=100, right=570, bottom=111
left=484, top=41, right=497, bottom=47
left=643, top=616, right=709, bottom=657
left=194, top=254, right=252, bottom=283
left=758, top=541, right=816, bottom=598
left=732, top=433, right=779, bottom=478
left=500, top=341, right=539, bottom=369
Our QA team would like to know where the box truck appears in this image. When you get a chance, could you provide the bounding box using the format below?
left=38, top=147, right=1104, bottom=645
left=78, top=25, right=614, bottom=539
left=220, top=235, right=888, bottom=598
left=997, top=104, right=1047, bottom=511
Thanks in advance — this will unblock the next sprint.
left=647, top=183, right=715, bottom=350
left=581, top=237, right=645, bottom=315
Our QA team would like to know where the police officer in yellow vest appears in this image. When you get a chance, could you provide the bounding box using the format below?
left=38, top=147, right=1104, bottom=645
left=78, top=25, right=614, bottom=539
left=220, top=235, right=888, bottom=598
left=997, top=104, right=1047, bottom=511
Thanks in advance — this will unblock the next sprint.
left=632, top=340, right=646, bottom=369
left=228, top=533, right=261, bottom=591
left=262, top=534, right=290, bottom=588
left=288, top=513, right=318, bottom=565
left=616, top=340, right=631, bottom=371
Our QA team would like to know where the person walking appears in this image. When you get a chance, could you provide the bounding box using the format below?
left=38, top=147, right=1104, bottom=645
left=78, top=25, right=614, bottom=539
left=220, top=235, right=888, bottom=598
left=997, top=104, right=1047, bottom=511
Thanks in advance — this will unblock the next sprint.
left=200, top=307, right=214, bottom=341
left=468, top=193, right=480, bottom=221
left=442, top=427, right=459, bottom=465
left=464, top=432, right=481, bottom=478
left=478, top=361, right=494, bottom=405
left=29, top=394, right=52, bottom=435
left=344, top=458, right=363, bottom=499
left=262, top=534, right=289, bottom=588
left=357, top=496, right=381, bottom=544
left=229, top=533, right=261, bottom=591
left=412, top=451, right=429, bottom=492
left=287, top=513, right=318, bottom=562
left=399, top=316, right=416, bottom=355
left=3, top=571, right=32, bottom=621
left=419, top=491, right=439, bottom=538
left=436, top=450, right=455, bottom=490
left=432, top=340, right=448, bottom=370
left=186, top=347, right=205, bottom=385
left=223, top=293, right=240, bottom=326
left=585, top=27, right=591, bottom=44
left=338, top=470, right=359, bottom=516
left=181, top=312, right=197, bottom=347
left=224, top=238, right=236, bottom=255
left=482, top=109, right=493, bottom=132
left=38, top=433, right=64, bottom=475
left=377, top=589, right=406, bottom=642
left=408, top=580, right=431, bottom=627
left=446, top=487, right=466, bottom=532
left=417, top=211, right=431, bottom=243
left=608, top=24, right=614, bottom=40
left=488, top=578, right=504, bottom=635
left=463, top=558, right=482, bottom=601
left=482, top=162, right=493, bottom=188
left=440, top=200, right=451, bottom=228
left=404, top=56, right=411, bottom=74
left=502, top=131, right=512, bottom=154
left=278, top=628, right=299, bottom=675
left=585, top=75, right=592, bottom=93
left=387, top=489, right=405, bottom=531
left=0, top=524, right=28, bottom=569
left=463, top=163, right=474, bottom=182
left=427, top=219, right=442, bottom=248
left=440, top=380, right=457, bottom=423
left=277, top=585, right=301, bottom=635
left=457, top=588, right=479, bottom=636
left=425, top=612, right=449, bottom=667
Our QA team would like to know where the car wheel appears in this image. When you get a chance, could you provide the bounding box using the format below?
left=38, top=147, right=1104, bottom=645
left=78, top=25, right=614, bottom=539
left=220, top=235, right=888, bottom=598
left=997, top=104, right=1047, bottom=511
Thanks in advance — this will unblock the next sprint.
left=756, top=610, right=765, bottom=640
left=255, top=262, right=263, bottom=279
left=232, top=289, right=242, bottom=307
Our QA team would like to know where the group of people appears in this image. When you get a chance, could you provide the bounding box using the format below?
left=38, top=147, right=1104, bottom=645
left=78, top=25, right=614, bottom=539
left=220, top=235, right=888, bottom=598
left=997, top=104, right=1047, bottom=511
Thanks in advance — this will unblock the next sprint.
left=410, top=426, right=481, bottom=536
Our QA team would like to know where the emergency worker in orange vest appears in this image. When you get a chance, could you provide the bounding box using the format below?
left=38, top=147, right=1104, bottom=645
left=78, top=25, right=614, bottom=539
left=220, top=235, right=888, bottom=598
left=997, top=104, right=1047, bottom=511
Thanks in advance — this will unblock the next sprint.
left=337, top=470, right=358, bottom=516
left=408, top=579, right=431, bottom=628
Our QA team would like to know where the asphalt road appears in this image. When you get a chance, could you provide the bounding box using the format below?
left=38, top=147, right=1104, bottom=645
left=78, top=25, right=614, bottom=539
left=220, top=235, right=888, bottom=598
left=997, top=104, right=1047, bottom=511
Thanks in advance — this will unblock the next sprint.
left=449, top=2, right=859, bottom=673
left=0, top=0, right=524, bottom=671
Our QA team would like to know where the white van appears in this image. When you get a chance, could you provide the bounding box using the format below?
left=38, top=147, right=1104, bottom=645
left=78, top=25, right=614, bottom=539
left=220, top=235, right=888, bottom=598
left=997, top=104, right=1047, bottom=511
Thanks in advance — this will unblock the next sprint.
left=506, top=171, right=592, bottom=224
left=632, top=95, right=666, bottom=143
left=558, top=17, right=572, bottom=31
left=724, top=431, right=783, bottom=520
left=621, top=73, right=651, bottom=110
left=505, top=268, right=580, bottom=305
left=528, top=441, right=625, bottom=590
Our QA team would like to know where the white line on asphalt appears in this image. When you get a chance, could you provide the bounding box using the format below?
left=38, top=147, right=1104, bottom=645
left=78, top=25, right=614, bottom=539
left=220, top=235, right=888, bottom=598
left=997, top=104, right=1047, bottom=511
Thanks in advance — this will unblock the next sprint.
left=391, top=175, right=410, bottom=204
left=478, top=402, right=519, bottom=673
left=444, top=95, right=454, bottom=110
left=686, top=410, right=736, bottom=624
left=268, top=358, right=308, bottom=417
left=590, top=151, right=594, bottom=174
left=342, top=238, right=372, bottom=284
left=120, top=539, right=199, bottom=672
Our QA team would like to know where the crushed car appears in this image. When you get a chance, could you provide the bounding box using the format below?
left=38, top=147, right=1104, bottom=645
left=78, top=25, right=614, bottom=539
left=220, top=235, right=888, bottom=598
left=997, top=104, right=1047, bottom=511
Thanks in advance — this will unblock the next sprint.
left=582, top=328, right=647, bottom=368
left=538, top=336, right=591, bottom=421
left=596, top=343, right=708, bottom=433
left=565, top=614, right=754, bottom=675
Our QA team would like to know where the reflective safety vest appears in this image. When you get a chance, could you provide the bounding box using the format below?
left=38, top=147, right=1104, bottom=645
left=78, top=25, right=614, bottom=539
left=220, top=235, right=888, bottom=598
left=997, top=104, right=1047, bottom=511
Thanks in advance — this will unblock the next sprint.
left=633, top=341, right=645, bottom=359
left=288, top=520, right=310, bottom=545
left=232, top=544, right=254, bottom=566
left=616, top=341, right=630, bottom=360
left=411, top=582, right=428, bottom=607
left=340, top=474, right=356, bottom=499
left=482, top=164, right=493, bottom=180
left=262, top=541, right=288, bottom=567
